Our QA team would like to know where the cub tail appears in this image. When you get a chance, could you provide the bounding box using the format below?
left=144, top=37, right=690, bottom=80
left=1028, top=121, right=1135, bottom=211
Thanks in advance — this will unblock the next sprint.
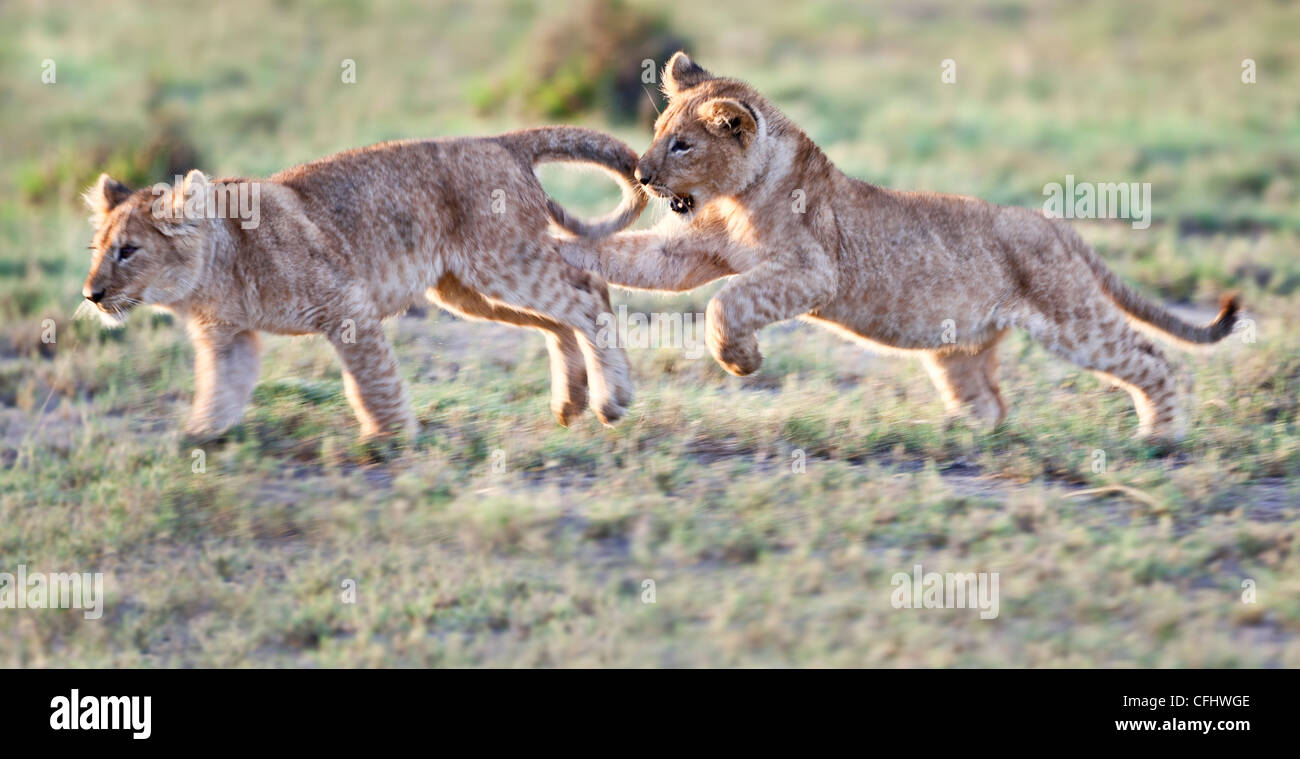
left=1078, top=238, right=1241, bottom=344
left=497, top=126, right=647, bottom=238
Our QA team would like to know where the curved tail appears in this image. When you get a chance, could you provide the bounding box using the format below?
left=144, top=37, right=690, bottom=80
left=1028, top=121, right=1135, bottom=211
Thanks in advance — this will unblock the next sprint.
left=497, top=126, right=647, bottom=238
left=1078, top=239, right=1241, bottom=344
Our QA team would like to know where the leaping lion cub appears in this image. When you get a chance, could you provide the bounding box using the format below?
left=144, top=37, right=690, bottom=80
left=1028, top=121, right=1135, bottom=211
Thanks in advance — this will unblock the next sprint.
left=81, top=127, right=645, bottom=440
left=561, top=53, right=1240, bottom=441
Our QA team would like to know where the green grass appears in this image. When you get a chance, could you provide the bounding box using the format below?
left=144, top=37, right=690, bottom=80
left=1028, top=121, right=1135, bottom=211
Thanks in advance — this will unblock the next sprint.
left=1, top=0, right=1298, bottom=666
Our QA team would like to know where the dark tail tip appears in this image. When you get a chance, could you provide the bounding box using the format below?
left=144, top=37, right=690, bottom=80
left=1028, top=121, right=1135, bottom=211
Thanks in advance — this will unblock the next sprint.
left=1210, top=291, right=1241, bottom=340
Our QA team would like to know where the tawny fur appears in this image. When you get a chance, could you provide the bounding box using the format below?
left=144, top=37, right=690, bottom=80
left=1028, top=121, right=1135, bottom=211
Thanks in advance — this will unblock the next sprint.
left=81, top=127, right=646, bottom=440
left=560, top=53, right=1241, bottom=441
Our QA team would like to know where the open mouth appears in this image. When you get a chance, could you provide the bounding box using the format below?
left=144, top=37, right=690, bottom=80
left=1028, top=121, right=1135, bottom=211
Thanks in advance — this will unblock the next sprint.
left=645, top=184, right=695, bottom=215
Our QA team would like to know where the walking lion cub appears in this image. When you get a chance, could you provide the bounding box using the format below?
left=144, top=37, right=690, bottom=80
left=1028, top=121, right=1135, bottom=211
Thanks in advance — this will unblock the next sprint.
left=561, top=53, right=1240, bottom=441
left=81, top=127, right=645, bottom=440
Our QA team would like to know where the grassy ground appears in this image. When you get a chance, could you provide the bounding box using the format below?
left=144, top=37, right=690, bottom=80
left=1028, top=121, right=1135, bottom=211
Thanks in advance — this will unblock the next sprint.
left=2, top=0, right=1298, bottom=666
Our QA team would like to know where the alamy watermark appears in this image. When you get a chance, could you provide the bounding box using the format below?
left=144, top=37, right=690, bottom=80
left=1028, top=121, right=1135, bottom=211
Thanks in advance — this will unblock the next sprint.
left=151, top=175, right=261, bottom=230
left=0, top=565, right=103, bottom=619
left=596, top=304, right=707, bottom=359
left=50, top=689, right=151, bottom=740
left=1043, top=174, right=1151, bottom=230
left=890, top=563, right=999, bottom=619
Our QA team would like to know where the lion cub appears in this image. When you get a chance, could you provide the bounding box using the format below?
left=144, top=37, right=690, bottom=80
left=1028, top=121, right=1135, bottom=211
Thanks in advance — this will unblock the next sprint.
left=81, top=127, right=645, bottom=440
left=561, top=53, right=1240, bottom=441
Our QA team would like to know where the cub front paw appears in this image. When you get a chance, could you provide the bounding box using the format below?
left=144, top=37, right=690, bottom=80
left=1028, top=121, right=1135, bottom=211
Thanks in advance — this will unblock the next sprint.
left=710, top=333, right=763, bottom=376
left=359, top=418, right=418, bottom=443
left=182, top=417, right=231, bottom=442
left=180, top=420, right=235, bottom=449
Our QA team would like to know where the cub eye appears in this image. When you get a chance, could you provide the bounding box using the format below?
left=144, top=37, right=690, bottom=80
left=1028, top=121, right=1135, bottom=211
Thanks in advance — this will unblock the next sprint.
left=117, top=245, right=138, bottom=262
left=670, top=137, right=692, bottom=154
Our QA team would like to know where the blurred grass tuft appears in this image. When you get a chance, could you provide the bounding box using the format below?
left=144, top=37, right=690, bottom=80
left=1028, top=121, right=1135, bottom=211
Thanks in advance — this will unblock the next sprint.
left=474, top=0, right=689, bottom=126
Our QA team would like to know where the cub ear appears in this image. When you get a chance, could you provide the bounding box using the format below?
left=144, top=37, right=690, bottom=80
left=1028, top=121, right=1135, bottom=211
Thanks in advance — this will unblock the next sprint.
left=662, top=51, right=713, bottom=98
left=83, top=173, right=132, bottom=225
left=168, top=168, right=209, bottom=216
left=181, top=168, right=209, bottom=194
left=158, top=169, right=209, bottom=236
left=178, top=168, right=208, bottom=207
left=698, top=98, right=759, bottom=148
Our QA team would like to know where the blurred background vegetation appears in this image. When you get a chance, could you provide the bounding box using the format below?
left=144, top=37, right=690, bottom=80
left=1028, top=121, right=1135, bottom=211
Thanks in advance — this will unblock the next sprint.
left=4, top=0, right=1297, bottom=229
left=3, top=0, right=1299, bottom=319
left=1, top=0, right=1299, bottom=666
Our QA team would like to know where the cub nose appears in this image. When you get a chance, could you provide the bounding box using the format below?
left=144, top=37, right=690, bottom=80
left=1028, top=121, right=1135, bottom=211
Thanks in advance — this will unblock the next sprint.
left=84, top=287, right=105, bottom=303
left=636, top=167, right=654, bottom=186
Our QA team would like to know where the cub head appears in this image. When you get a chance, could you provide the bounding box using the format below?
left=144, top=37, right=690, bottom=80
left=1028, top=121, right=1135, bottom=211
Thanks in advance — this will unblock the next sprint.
left=636, top=52, right=772, bottom=214
left=80, top=170, right=211, bottom=326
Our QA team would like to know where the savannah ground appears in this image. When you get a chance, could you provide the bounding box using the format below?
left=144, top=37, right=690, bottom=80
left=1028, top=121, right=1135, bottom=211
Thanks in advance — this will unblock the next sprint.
left=1, top=0, right=1298, bottom=666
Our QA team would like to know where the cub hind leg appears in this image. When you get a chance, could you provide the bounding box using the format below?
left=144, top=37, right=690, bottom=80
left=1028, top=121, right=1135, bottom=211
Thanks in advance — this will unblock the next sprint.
left=1015, top=292, right=1186, bottom=441
left=452, top=245, right=633, bottom=425
left=1039, top=309, right=1185, bottom=440
left=429, top=273, right=589, bottom=427
left=922, top=331, right=1009, bottom=428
